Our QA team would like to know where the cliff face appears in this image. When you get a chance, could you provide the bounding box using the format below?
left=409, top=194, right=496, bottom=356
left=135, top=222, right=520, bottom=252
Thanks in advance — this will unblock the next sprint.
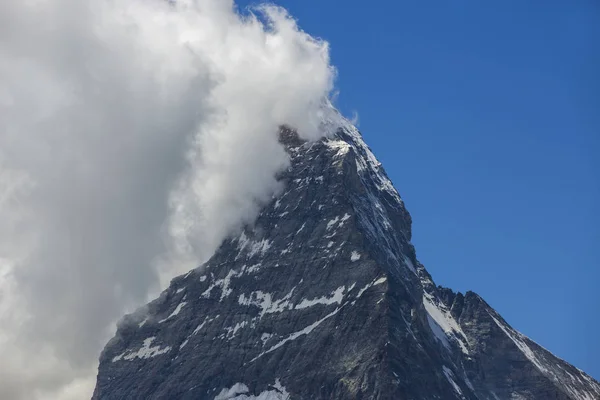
left=93, top=123, right=600, bottom=400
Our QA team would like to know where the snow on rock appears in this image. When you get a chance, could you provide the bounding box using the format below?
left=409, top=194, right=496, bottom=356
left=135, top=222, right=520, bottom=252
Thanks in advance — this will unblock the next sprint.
left=426, top=313, right=451, bottom=351
left=296, top=222, right=306, bottom=233
left=402, top=255, right=417, bottom=274
left=488, top=312, right=548, bottom=373
left=350, top=251, right=361, bottom=262
left=236, top=232, right=273, bottom=260
left=250, top=307, right=342, bottom=363
left=248, top=240, right=272, bottom=258
left=487, top=311, right=600, bottom=400
left=159, top=301, right=187, bottom=323
left=324, top=139, right=351, bottom=158
left=193, top=315, right=218, bottom=336
left=442, top=366, right=464, bottom=399
left=202, top=269, right=243, bottom=301
left=423, top=293, right=469, bottom=354
left=331, top=117, right=402, bottom=204
left=326, top=213, right=350, bottom=232
left=112, top=337, right=171, bottom=362
left=244, top=263, right=261, bottom=274
left=215, top=383, right=249, bottom=400
left=238, top=288, right=295, bottom=318
left=215, top=379, right=290, bottom=400
left=326, top=216, right=339, bottom=230
left=354, top=276, right=387, bottom=301
left=260, top=333, right=273, bottom=346
left=235, top=284, right=348, bottom=344
left=225, top=321, right=249, bottom=339
left=193, top=319, right=208, bottom=336
left=486, top=311, right=600, bottom=400
left=294, top=286, right=345, bottom=309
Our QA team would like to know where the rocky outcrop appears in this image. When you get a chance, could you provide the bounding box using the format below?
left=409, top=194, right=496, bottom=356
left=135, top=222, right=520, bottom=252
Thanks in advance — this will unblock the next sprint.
left=93, top=122, right=600, bottom=400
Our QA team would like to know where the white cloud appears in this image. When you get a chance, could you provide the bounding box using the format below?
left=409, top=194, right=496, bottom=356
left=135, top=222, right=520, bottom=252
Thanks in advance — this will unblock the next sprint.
left=0, top=1, right=336, bottom=398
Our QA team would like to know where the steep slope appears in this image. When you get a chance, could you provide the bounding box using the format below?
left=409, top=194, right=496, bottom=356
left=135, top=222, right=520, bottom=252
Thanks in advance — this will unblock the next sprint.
left=93, top=123, right=600, bottom=400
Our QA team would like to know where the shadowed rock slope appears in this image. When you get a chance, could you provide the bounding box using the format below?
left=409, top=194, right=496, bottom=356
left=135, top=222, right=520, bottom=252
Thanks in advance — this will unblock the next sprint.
left=93, top=124, right=600, bottom=400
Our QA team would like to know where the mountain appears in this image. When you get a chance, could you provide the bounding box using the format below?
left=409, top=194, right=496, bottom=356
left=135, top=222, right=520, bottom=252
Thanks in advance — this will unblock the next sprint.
left=93, top=121, right=600, bottom=400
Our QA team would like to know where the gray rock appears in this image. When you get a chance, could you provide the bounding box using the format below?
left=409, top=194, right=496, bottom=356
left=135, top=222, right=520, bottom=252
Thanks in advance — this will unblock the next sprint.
left=93, top=123, right=600, bottom=400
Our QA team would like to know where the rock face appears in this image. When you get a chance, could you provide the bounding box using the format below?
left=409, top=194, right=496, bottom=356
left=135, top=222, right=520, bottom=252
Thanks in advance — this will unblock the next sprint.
left=93, top=122, right=600, bottom=400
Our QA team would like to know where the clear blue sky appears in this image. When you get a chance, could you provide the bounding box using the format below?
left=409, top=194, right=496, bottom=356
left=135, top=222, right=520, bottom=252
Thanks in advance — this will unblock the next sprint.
left=238, top=0, right=599, bottom=379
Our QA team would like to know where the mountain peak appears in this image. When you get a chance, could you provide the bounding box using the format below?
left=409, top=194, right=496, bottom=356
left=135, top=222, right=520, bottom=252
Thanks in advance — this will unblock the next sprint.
left=93, top=122, right=600, bottom=400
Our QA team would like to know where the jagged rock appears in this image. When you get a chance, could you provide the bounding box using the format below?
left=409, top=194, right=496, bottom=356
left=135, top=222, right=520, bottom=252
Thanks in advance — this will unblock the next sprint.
left=93, top=121, right=600, bottom=400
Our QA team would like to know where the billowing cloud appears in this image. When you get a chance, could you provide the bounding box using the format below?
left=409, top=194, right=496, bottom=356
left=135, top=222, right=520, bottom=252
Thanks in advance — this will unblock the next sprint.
left=0, top=1, right=336, bottom=398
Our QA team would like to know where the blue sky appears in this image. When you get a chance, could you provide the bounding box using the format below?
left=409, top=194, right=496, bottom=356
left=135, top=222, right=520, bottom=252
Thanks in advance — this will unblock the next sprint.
left=239, top=0, right=600, bottom=379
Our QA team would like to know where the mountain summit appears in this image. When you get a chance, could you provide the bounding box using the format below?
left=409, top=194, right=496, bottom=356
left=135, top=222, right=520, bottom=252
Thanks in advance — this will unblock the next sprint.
left=93, top=122, right=600, bottom=399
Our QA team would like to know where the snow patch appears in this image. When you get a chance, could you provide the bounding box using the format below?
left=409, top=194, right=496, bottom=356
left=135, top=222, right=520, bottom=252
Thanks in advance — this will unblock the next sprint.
left=402, top=255, right=417, bottom=275
left=193, top=315, right=218, bottom=335
left=260, top=333, right=273, bottom=345
left=159, top=301, right=187, bottom=323
left=236, top=232, right=272, bottom=259
left=337, top=121, right=402, bottom=203
left=297, top=222, right=306, bottom=233
left=202, top=269, right=241, bottom=301
left=238, top=288, right=295, bottom=318
left=248, top=239, right=272, bottom=258
left=250, top=307, right=341, bottom=363
left=225, top=321, right=249, bottom=339
left=214, top=379, right=290, bottom=400
left=215, top=383, right=249, bottom=400
left=423, top=293, right=469, bottom=354
left=326, top=216, right=339, bottom=230
left=489, top=312, right=551, bottom=376
left=325, top=139, right=351, bottom=157
left=442, top=366, right=464, bottom=399
left=112, top=337, right=171, bottom=362
left=350, top=251, right=361, bottom=262
left=353, top=276, right=387, bottom=302
left=294, top=286, right=345, bottom=309
left=245, top=263, right=261, bottom=274
left=426, top=314, right=451, bottom=351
